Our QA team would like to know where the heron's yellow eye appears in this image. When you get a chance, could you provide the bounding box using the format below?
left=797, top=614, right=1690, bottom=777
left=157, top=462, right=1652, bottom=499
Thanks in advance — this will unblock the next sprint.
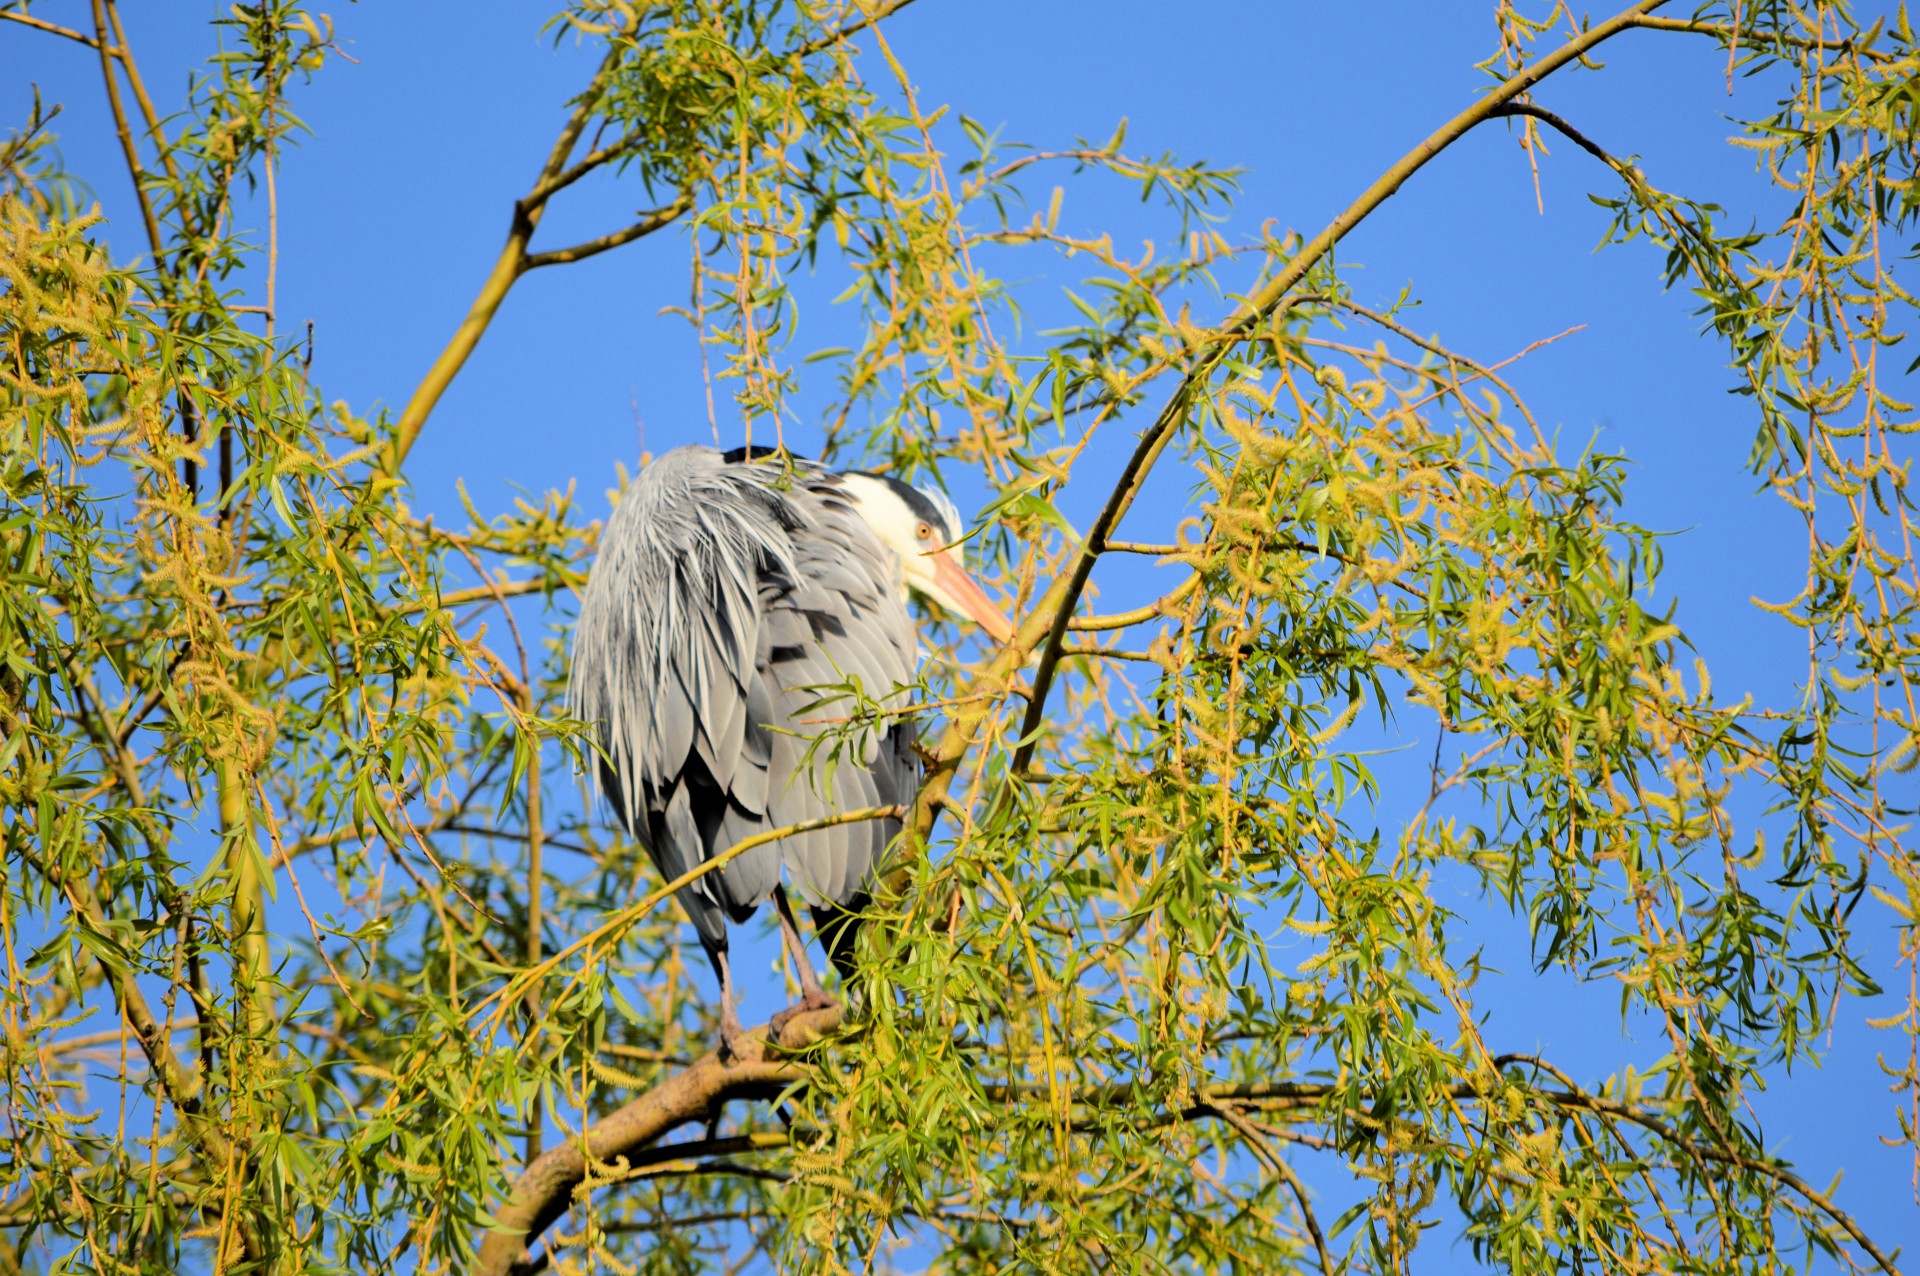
left=916, top=522, right=933, bottom=541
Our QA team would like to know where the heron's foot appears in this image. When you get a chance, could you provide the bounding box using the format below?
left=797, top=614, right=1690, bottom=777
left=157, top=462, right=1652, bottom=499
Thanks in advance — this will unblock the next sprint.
left=768, top=989, right=839, bottom=1043
left=717, top=1003, right=750, bottom=1063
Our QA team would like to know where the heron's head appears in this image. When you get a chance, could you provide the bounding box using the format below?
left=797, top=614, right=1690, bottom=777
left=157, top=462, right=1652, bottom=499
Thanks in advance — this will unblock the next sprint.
left=840, top=472, right=1016, bottom=645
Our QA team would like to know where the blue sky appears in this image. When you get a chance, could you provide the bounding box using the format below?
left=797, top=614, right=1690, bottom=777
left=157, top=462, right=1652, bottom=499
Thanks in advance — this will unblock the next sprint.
left=9, top=0, right=1914, bottom=1260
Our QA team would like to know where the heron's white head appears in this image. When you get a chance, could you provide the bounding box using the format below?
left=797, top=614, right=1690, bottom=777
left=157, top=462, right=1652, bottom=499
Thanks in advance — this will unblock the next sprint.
left=839, top=471, right=1016, bottom=645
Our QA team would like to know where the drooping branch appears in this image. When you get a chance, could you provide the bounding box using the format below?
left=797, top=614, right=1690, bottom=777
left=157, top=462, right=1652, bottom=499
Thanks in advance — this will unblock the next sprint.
left=1002, top=1074, right=1899, bottom=1275
left=1005, top=0, right=1674, bottom=775
left=479, top=1045, right=1899, bottom=1276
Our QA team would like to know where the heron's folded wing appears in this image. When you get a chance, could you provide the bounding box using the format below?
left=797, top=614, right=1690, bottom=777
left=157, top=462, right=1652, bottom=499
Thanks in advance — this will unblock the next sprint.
left=568, top=447, right=792, bottom=918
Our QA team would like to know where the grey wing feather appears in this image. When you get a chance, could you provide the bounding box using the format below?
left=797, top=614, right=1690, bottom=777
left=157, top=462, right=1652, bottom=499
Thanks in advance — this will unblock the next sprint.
left=569, top=445, right=919, bottom=944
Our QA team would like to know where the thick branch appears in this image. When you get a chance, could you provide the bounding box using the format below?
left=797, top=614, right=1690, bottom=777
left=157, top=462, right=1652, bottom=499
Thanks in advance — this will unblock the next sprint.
left=1005, top=0, right=1671, bottom=774
left=387, top=213, right=535, bottom=473
left=480, top=1052, right=1895, bottom=1276
left=389, top=34, right=637, bottom=473
left=474, top=1009, right=838, bottom=1276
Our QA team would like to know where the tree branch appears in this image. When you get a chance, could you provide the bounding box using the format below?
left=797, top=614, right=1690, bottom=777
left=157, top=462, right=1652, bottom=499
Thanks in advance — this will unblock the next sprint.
left=385, top=0, right=909, bottom=457
left=1065, top=573, right=1200, bottom=631
left=1486, top=101, right=1625, bottom=173
left=86, top=0, right=160, bottom=259
left=522, top=195, right=693, bottom=270
left=480, top=1050, right=1896, bottom=1276
left=0, top=10, right=100, bottom=47
left=526, top=132, right=649, bottom=207
left=102, top=0, right=181, bottom=188
left=1629, top=13, right=1896, bottom=61
left=36, top=865, right=259, bottom=1264
left=1004, top=1073, right=1899, bottom=1276
left=791, top=0, right=923, bottom=58
left=1005, top=0, right=1672, bottom=775
left=474, top=1008, right=839, bottom=1276
left=1206, top=1101, right=1333, bottom=1275
left=387, top=18, right=691, bottom=477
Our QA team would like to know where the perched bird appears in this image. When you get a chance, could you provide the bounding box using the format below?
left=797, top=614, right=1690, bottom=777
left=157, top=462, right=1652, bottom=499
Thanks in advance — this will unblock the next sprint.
left=569, top=445, right=1014, bottom=1051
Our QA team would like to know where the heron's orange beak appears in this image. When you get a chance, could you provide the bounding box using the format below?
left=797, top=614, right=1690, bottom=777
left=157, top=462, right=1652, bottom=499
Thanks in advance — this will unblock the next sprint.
left=931, top=549, right=1017, bottom=646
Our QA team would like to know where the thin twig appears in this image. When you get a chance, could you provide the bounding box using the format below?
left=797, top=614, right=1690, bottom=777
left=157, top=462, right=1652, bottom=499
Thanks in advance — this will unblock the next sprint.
left=475, top=806, right=904, bottom=1028
left=523, top=196, right=692, bottom=270
left=1208, top=1102, right=1334, bottom=1275
left=791, top=0, right=923, bottom=57
left=0, top=10, right=101, bottom=47
left=1629, top=13, right=1893, bottom=61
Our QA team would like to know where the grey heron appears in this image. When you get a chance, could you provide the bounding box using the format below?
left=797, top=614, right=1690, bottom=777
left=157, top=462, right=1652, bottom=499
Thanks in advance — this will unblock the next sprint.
left=569, top=444, right=1014, bottom=1051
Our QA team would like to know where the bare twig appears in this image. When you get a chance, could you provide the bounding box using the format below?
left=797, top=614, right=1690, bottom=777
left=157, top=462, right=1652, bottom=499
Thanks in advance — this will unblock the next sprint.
left=791, top=0, right=923, bottom=57
left=0, top=10, right=101, bottom=47
left=522, top=196, right=693, bottom=271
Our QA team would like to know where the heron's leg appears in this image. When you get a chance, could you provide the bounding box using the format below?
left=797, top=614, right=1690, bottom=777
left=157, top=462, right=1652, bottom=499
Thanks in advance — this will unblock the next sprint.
left=771, top=885, right=830, bottom=1003
left=706, top=941, right=747, bottom=1059
left=769, top=886, right=837, bottom=1042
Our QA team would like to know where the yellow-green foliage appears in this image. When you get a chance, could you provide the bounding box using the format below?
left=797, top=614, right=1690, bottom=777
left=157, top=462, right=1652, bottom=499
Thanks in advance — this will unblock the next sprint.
left=1, top=2, right=1915, bottom=1274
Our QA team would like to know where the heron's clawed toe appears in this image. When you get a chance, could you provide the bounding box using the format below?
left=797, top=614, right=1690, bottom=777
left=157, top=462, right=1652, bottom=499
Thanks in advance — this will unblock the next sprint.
left=769, top=989, right=840, bottom=1043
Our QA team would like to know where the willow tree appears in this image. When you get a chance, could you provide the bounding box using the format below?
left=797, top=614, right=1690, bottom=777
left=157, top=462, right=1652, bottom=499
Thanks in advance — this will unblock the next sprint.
left=0, top=1, right=1913, bottom=1272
